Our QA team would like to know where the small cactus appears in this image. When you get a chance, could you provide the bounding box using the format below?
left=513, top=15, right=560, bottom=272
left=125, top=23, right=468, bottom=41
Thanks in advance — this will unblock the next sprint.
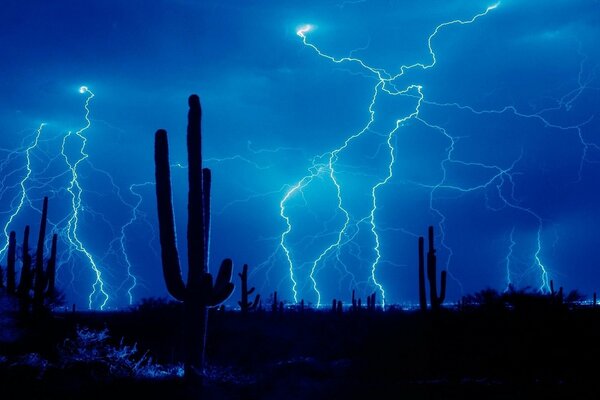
left=366, top=292, right=376, bottom=311
left=418, top=226, right=447, bottom=311
left=271, top=291, right=278, bottom=313
left=350, top=289, right=362, bottom=312
left=238, top=264, right=260, bottom=314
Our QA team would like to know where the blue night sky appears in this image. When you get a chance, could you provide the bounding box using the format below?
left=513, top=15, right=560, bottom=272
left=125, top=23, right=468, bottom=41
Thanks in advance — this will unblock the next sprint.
left=1, top=0, right=599, bottom=309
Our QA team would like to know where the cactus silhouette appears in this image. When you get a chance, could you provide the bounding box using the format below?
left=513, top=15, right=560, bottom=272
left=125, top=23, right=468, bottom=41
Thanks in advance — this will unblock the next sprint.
left=11, top=197, right=58, bottom=315
left=238, top=264, right=260, bottom=314
left=351, top=289, right=361, bottom=312
left=366, top=292, right=376, bottom=311
left=32, top=197, right=57, bottom=314
left=418, top=226, right=446, bottom=311
left=549, top=279, right=564, bottom=305
left=154, top=94, right=234, bottom=380
left=17, top=225, right=32, bottom=314
left=271, top=291, right=278, bottom=313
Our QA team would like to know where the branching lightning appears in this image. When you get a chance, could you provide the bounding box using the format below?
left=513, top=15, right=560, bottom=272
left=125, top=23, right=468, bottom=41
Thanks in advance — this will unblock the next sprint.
left=280, top=2, right=562, bottom=307
left=1, top=123, right=46, bottom=257
left=0, top=86, right=150, bottom=310
left=2, top=1, right=595, bottom=310
left=61, top=86, right=109, bottom=309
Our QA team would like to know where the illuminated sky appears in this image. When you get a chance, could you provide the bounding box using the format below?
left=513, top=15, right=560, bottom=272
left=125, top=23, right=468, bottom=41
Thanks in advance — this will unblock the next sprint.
left=1, top=0, right=599, bottom=309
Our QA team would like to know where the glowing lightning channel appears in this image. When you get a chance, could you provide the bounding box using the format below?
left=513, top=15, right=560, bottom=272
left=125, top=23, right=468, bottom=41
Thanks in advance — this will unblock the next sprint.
left=62, top=86, right=109, bottom=310
left=394, top=2, right=500, bottom=77
left=306, top=85, right=379, bottom=307
left=280, top=173, right=321, bottom=303
left=0, top=123, right=46, bottom=258
left=115, top=183, right=152, bottom=305
left=369, top=86, right=424, bottom=308
left=504, top=226, right=516, bottom=291
left=285, top=4, right=500, bottom=308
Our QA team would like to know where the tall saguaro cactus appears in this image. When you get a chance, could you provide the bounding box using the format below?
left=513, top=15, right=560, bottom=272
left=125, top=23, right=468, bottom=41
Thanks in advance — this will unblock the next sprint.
left=155, top=94, right=234, bottom=379
left=418, top=226, right=447, bottom=311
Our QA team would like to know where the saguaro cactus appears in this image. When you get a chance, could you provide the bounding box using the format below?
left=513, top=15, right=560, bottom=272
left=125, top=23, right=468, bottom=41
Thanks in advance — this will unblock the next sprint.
left=271, top=291, right=278, bottom=313
left=10, top=198, right=59, bottom=315
left=32, top=197, right=57, bottom=314
left=419, top=226, right=446, bottom=311
left=155, top=94, right=234, bottom=379
left=33, top=197, right=56, bottom=314
left=238, top=264, right=260, bottom=314
left=366, top=292, right=376, bottom=311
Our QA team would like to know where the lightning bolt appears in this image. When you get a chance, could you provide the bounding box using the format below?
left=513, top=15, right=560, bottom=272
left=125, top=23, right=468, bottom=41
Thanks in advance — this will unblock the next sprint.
left=0, top=123, right=45, bottom=257
left=282, top=4, right=501, bottom=307
left=61, top=86, right=109, bottom=310
left=112, top=183, right=152, bottom=305
left=504, top=226, right=515, bottom=291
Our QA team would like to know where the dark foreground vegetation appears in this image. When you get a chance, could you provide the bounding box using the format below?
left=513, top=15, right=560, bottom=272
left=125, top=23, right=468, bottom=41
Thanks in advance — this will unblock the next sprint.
left=2, top=293, right=600, bottom=399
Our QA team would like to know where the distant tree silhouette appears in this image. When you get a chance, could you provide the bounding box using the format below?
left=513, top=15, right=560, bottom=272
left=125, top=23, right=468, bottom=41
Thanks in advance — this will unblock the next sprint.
left=464, top=283, right=586, bottom=311
left=154, top=94, right=234, bottom=381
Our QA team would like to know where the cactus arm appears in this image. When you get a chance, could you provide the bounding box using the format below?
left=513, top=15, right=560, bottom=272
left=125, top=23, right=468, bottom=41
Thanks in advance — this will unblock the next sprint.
left=214, top=258, right=233, bottom=289
left=154, top=129, right=186, bottom=301
left=251, top=294, right=261, bottom=310
left=209, top=259, right=234, bottom=305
